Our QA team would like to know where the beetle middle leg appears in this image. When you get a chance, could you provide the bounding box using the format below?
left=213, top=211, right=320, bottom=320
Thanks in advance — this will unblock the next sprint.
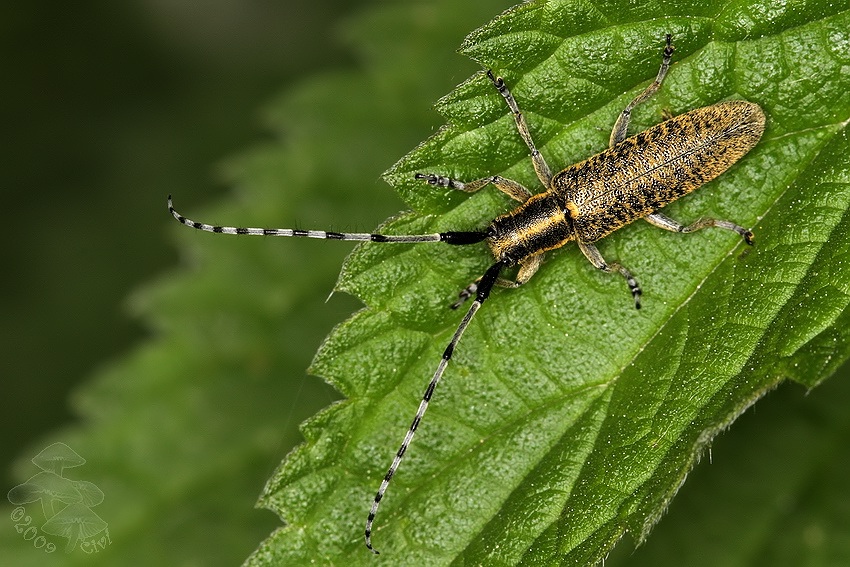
left=644, top=212, right=755, bottom=245
left=609, top=34, right=675, bottom=146
left=577, top=241, right=642, bottom=309
left=485, top=70, right=553, bottom=186
left=451, top=253, right=543, bottom=309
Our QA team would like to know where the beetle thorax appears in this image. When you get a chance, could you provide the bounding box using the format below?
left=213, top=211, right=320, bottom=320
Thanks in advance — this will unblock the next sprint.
left=486, top=191, right=574, bottom=265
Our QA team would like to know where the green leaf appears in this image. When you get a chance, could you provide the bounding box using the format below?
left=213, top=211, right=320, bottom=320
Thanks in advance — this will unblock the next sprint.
left=3, top=1, right=848, bottom=566
left=251, top=1, right=850, bottom=565
left=603, top=368, right=850, bottom=567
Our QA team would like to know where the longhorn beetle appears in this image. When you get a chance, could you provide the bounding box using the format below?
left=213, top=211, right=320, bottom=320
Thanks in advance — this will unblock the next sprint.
left=168, top=35, right=766, bottom=553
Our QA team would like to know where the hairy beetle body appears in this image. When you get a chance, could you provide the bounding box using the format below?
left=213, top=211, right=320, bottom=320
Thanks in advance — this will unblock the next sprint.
left=558, top=100, right=765, bottom=243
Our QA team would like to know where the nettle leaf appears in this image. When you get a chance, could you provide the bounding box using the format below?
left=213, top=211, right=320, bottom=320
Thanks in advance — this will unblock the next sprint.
left=604, top=369, right=850, bottom=566
left=250, top=1, right=850, bottom=565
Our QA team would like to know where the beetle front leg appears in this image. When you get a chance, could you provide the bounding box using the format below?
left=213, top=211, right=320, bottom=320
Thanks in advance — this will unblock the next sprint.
left=451, top=254, right=543, bottom=309
left=577, top=241, right=642, bottom=309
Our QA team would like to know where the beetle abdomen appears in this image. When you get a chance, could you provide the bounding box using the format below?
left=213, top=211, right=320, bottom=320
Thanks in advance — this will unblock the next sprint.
left=555, top=100, right=765, bottom=243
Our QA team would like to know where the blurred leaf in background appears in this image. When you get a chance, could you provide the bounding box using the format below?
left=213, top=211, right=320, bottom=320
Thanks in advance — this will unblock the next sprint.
left=1, top=0, right=376, bottom=563
left=1, top=0, right=501, bottom=564
left=1, top=0, right=368, bottom=483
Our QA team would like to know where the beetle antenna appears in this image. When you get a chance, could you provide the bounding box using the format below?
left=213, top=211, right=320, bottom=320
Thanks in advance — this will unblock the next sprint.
left=364, top=260, right=505, bottom=554
left=168, top=195, right=487, bottom=245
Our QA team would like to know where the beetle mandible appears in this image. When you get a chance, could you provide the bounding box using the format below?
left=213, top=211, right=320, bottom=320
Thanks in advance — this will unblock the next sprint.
left=167, top=34, right=766, bottom=553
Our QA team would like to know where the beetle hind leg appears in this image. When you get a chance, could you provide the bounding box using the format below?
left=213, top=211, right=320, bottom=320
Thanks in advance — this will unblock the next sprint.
left=644, top=212, right=754, bottom=245
left=577, top=241, right=642, bottom=309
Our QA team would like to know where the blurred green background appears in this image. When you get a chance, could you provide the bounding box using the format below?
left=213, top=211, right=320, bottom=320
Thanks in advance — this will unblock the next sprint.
left=1, top=0, right=375, bottom=488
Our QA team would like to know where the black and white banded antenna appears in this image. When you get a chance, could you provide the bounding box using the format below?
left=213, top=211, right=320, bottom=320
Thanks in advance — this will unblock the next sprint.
left=167, top=195, right=486, bottom=245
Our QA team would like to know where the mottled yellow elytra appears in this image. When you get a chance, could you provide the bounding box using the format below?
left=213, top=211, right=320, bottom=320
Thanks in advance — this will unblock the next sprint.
left=167, top=34, right=765, bottom=554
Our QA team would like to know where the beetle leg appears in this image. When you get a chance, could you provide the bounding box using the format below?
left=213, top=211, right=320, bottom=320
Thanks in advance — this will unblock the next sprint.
left=451, top=254, right=543, bottom=309
left=610, top=34, right=674, bottom=147
left=577, top=241, right=642, bottom=309
left=644, top=212, right=754, bottom=245
left=485, top=70, right=553, bottom=186
left=415, top=173, right=532, bottom=203
left=512, top=253, right=544, bottom=285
